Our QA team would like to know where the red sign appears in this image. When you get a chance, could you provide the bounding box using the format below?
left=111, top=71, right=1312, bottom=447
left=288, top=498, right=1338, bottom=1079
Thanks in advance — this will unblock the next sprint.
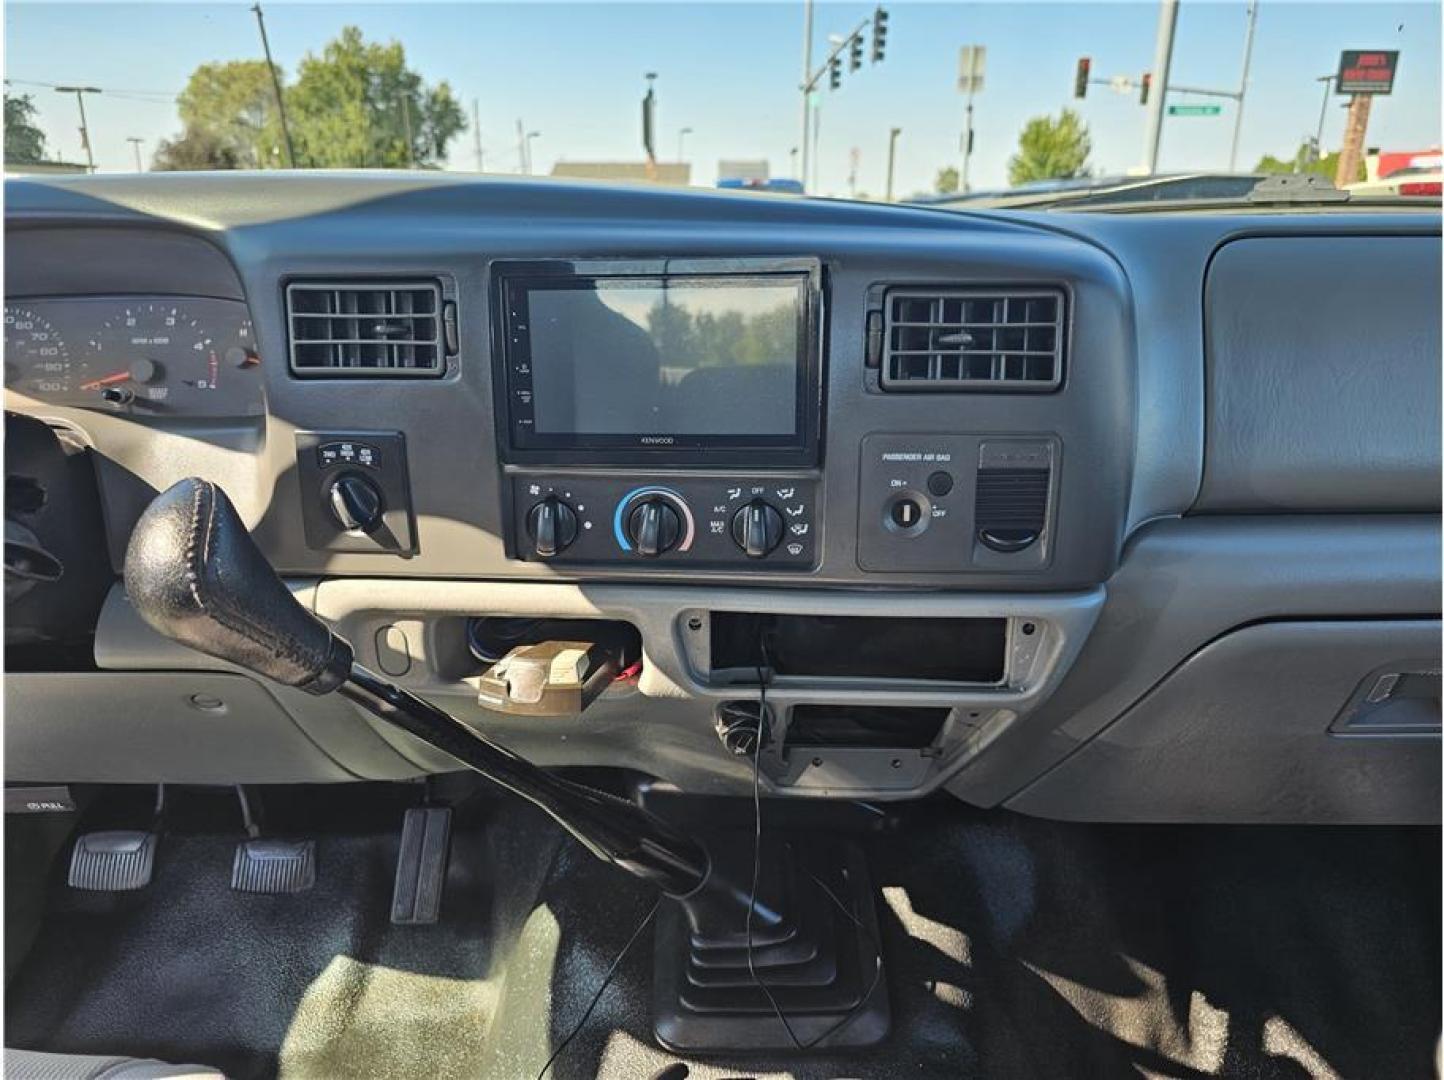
left=1337, top=50, right=1399, bottom=95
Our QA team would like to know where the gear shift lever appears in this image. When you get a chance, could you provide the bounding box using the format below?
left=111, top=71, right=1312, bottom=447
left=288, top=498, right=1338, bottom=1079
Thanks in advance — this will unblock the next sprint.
left=123, top=477, right=708, bottom=895
left=125, top=478, right=887, bottom=1051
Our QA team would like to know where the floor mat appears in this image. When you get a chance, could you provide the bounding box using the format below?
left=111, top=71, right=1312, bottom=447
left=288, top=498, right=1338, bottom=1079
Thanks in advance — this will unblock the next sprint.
left=6, top=788, right=1439, bottom=1079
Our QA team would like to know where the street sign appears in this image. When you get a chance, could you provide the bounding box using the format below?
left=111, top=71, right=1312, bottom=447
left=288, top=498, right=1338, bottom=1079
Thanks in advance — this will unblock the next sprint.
left=958, top=45, right=986, bottom=94
left=1108, top=75, right=1136, bottom=93
left=1337, top=50, right=1399, bottom=95
left=1168, top=104, right=1222, bottom=116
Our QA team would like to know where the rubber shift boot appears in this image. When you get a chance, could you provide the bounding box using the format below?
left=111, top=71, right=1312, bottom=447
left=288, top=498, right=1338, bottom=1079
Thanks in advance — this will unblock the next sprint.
left=68, top=831, right=157, bottom=891
left=391, top=806, right=452, bottom=924
left=231, top=838, right=316, bottom=894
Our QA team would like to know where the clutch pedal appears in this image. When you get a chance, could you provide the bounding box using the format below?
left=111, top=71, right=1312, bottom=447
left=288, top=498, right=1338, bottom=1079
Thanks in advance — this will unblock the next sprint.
left=67, top=784, right=164, bottom=891
left=68, top=831, right=157, bottom=891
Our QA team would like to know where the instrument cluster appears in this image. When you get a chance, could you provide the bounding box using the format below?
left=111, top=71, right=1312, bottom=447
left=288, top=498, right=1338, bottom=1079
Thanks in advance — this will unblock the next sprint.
left=4, top=297, right=264, bottom=418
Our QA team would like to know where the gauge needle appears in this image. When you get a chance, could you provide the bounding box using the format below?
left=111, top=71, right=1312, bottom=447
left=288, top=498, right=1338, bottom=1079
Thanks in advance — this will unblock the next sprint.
left=78, top=370, right=132, bottom=391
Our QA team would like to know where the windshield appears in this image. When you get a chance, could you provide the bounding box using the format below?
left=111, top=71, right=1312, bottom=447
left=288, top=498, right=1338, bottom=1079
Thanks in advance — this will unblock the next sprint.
left=4, top=2, right=1440, bottom=210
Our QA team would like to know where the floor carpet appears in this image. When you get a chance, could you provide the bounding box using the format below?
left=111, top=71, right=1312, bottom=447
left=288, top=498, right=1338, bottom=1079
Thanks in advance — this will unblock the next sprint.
left=6, top=784, right=1439, bottom=1079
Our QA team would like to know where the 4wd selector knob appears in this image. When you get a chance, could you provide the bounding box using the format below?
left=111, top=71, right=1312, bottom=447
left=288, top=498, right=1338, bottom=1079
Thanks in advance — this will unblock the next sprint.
left=526, top=496, right=579, bottom=558
left=626, top=498, right=682, bottom=557
left=730, top=499, right=785, bottom=558
left=328, top=473, right=384, bottom=534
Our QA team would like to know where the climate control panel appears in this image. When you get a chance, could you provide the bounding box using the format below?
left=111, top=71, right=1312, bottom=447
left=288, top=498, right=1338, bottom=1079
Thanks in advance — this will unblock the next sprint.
left=508, top=474, right=819, bottom=569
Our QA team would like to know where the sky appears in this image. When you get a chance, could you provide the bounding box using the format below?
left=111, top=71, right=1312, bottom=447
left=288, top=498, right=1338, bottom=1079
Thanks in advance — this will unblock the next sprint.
left=4, top=0, right=1440, bottom=197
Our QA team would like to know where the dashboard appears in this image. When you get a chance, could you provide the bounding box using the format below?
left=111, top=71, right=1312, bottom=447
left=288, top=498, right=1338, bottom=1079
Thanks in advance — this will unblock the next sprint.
left=3, top=173, right=1439, bottom=826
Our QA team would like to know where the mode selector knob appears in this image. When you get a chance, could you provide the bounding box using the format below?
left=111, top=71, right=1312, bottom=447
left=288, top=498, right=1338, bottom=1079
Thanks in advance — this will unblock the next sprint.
left=627, top=498, right=682, bottom=557
left=328, top=473, right=384, bottom=534
left=526, top=496, right=579, bottom=558
left=730, top=499, right=785, bottom=559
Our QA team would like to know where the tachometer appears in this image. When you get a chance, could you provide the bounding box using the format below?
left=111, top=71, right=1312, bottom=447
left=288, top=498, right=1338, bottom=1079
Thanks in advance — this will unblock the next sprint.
left=86, top=302, right=216, bottom=406
left=4, top=306, right=86, bottom=397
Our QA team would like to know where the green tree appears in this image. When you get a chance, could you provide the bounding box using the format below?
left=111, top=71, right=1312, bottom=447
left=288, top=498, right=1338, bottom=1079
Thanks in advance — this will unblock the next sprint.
left=934, top=166, right=960, bottom=194
left=4, top=94, right=49, bottom=164
left=175, top=60, right=288, bottom=169
left=1008, top=109, right=1092, bottom=186
left=287, top=26, right=465, bottom=168
left=152, top=128, right=243, bottom=171
left=1255, top=142, right=1364, bottom=184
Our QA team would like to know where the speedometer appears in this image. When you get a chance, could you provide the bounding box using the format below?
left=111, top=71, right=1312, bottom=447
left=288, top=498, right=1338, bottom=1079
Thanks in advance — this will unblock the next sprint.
left=4, top=297, right=263, bottom=417
left=4, top=306, right=87, bottom=397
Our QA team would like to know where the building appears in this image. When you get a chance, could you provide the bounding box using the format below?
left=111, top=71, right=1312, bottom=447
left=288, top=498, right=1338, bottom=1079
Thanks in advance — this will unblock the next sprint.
left=549, top=162, right=692, bottom=186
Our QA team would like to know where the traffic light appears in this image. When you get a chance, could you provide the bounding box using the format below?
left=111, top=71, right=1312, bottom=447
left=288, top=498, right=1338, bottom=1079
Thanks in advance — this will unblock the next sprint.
left=871, top=6, right=888, bottom=64
left=849, top=32, right=864, bottom=73
left=1140, top=72, right=1151, bottom=105
left=1074, top=56, right=1091, bottom=99
left=829, top=55, right=842, bottom=91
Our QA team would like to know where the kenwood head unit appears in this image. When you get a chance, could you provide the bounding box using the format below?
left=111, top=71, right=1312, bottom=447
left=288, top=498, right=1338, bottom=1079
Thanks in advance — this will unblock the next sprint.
left=494, top=258, right=824, bottom=467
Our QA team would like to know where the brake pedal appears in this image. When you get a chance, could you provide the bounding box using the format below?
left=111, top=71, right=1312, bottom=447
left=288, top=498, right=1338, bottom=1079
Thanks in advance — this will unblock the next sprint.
left=391, top=806, right=451, bottom=924
left=230, top=785, right=315, bottom=894
left=68, top=830, right=157, bottom=891
left=232, top=838, right=316, bottom=894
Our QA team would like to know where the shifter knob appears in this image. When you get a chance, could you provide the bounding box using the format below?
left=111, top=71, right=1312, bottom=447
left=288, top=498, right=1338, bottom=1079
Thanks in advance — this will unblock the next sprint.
left=124, top=478, right=353, bottom=694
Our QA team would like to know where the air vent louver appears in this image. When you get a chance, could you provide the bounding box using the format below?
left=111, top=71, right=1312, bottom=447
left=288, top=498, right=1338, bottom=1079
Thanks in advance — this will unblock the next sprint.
left=882, top=288, right=1063, bottom=390
left=287, top=281, right=444, bottom=376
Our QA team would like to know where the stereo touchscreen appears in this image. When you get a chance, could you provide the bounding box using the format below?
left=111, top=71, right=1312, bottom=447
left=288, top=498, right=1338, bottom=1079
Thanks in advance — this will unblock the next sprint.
left=497, top=259, right=821, bottom=465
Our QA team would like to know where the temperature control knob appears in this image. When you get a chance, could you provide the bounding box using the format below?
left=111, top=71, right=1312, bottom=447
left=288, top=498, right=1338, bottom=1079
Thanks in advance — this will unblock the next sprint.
left=626, top=498, right=682, bottom=557
left=730, top=499, right=785, bottom=558
left=526, top=496, right=579, bottom=558
left=328, top=473, right=384, bottom=534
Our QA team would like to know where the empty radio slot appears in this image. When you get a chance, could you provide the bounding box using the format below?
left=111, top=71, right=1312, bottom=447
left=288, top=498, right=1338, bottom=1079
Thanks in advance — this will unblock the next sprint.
left=786, top=704, right=950, bottom=749
left=709, top=612, right=1006, bottom=684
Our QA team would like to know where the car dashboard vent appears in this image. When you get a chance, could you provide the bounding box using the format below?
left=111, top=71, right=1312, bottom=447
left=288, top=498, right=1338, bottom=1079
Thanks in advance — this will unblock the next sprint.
left=287, top=281, right=446, bottom=376
left=881, top=288, right=1063, bottom=391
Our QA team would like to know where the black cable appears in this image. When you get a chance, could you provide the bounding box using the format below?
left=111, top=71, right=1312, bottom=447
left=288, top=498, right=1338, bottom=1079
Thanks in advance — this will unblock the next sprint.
left=744, top=636, right=885, bottom=1050
left=536, top=894, right=661, bottom=1080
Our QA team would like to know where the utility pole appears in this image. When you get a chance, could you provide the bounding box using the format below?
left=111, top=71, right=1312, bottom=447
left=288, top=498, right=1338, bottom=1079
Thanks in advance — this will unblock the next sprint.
left=848, top=146, right=859, bottom=196
left=250, top=4, right=297, bottom=168
left=516, top=118, right=526, bottom=174
left=126, top=136, right=144, bottom=172
left=799, top=0, right=815, bottom=193
left=677, top=126, right=693, bottom=162
left=401, top=95, right=415, bottom=167
left=472, top=99, right=483, bottom=171
left=885, top=126, right=901, bottom=202
left=789, top=146, right=799, bottom=177
left=1227, top=0, right=1258, bottom=172
left=1140, top=0, right=1178, bottom=175
left=54, top=86, right=100, bottom=173
left=958, top=45, right=985, bottom=193
left=812, top=104, right=822, bottom=192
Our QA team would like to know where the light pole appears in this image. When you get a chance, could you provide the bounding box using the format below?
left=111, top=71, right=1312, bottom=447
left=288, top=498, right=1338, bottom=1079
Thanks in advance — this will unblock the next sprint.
left=1226, top=0, right=1258, bottom=172
left=789, top=146, right=799, bottom=177
left=799, top=0, right=815, bottom=192
left=54, top=86, right=100, bottom=172
left=677, top=126, right=693, bottom=162
left=1139, top=0, right=1178, bottom=175
left=525, top=131, right=541, bottom=175
left=885, top=126, right=901, bottom=202
left=1311, top=74, right=1334, bottom=167
left=126, top=136, right=145, bottom=172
